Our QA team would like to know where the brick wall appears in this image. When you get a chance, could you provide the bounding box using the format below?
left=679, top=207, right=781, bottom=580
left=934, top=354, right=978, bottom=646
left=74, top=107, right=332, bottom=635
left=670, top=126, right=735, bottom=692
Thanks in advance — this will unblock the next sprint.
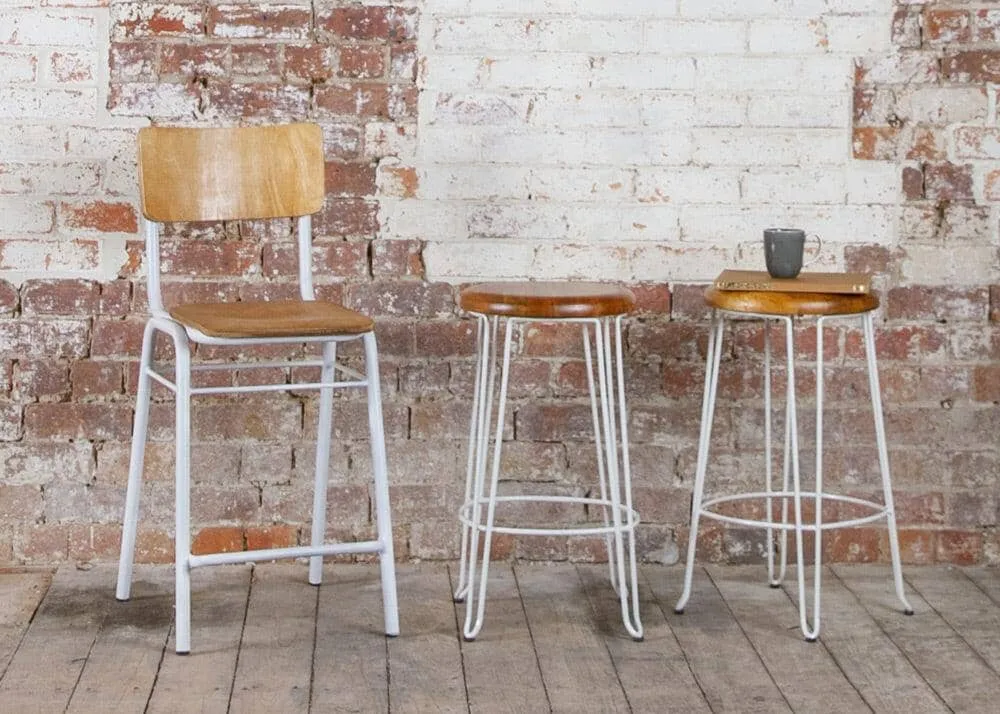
left=0, top=0, right=997, bottom=567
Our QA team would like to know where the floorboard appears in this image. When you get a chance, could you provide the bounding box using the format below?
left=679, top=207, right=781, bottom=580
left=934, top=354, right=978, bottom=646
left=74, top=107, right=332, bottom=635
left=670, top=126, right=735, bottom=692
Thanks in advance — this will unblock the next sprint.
left=0, top=568, right=51, bottom=678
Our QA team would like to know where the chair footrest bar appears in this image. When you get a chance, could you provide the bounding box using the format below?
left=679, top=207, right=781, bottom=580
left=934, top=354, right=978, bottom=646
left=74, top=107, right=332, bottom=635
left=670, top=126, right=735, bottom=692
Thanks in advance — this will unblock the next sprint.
left=188, top=540, right=383, bottom=568
left=458, top=495, right=640, bottom=537
left=699, top=491, right=890, bottom=531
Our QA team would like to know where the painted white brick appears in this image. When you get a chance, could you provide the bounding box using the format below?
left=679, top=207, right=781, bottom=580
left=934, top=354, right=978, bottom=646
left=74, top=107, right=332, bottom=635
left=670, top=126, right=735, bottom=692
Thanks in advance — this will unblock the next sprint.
left=680, top=0, right=804, bottom=19
left=569, top=204, right=681, bottom=242
left=799, top=56, right=854, bottom=91
left=635, top=168, right=743, bottom=204
left=363, top=122, right=417, bottom=161
left=692, top=94, right=748, bottom=127
left=464, top=0, right=680, bottom=17
left=846, top=162, right=900, bottom=205
left=430, top=91, right=531, bottom=126
left=823, top=15, right=893, bottom=54
left=0, top=197, right=55, bottom=233
left=742, top=168, right=848, bottom=204
left=747, top=93, right=849, bottom=128
left=0, top=161, right=102, bottom=195
left=0, top=11, right=98, bottom=47
left=591, top=55, right=696, bottom=90
left=467, top=201, right=570, bottom=239
left=901, top=245, right=1000, bottom=286
left=642, top=21, right=746, bottom=54
left=528, top=167, right=635, bottom=202
left=691, top=128, right=845, bottom=166
left=480, top=54, right=593, bottom=90
left=0, top=51, right=37, bottom=82
left=0, top=239, right=99, bottom=273
left=424, top=239, right=536, bottom=280
left=378, top=199, right=467, bottom=241
left=748, top=20, right=828, bottom=54
left=697, top=57, right=801, bottom=91
left=408, top=165, right=531, bottom=200
left=527, top=91, right=643, bottom=128
left=899, top=87, right=987, bottom=125
left=0, top=125, right=66, bottom=160
left=0, top=87, right=98, bottom=120
left=433, top=17, right=644, bottom=53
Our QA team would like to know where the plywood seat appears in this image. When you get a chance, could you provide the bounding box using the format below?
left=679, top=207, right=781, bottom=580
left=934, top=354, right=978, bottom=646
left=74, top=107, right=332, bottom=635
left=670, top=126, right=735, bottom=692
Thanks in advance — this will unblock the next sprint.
left=459, top=281, right=636, bottom=319
left=170, top=300, right=374, bottom=338
left=704, top=287, right=879, bottom=316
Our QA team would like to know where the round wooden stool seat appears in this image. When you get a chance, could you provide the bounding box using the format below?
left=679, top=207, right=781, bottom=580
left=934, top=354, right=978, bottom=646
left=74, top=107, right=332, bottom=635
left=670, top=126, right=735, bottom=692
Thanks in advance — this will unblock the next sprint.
left=459, top=281, right=636, bottom=319
left=704, top=287, right=879, bottom=317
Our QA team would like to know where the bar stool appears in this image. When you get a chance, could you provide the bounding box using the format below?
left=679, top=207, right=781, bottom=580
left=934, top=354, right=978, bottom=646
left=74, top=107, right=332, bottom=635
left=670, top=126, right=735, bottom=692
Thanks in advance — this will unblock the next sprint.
left=452, top=281, right=643, bottom=641
left=675, top=285, right=913, bottom=640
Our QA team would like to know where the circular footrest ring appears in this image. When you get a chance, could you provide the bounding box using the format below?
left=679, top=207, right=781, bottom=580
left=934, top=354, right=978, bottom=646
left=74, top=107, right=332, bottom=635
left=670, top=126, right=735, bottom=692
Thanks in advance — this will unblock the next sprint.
left=699, top=491, right=890, bottom=532
left=459, top=495, right=640, bottom=537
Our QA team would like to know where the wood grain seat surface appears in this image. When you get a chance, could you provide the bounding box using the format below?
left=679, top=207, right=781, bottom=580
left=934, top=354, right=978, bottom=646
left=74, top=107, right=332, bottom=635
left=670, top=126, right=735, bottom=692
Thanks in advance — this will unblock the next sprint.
left=459, top=281, right=636, bottom=319
left=169, top=300, right=373, bottom=338
left=704, top=287, right=879, bottom=317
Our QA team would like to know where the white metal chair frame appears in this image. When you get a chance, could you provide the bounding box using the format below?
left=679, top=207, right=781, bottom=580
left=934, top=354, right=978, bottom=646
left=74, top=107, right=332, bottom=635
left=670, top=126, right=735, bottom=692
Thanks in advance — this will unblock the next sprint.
left=116, top=212, right=400, bottom=654
left=675, top=307, right=913, bottom=640
left=453, top=312, right=643, bottom=641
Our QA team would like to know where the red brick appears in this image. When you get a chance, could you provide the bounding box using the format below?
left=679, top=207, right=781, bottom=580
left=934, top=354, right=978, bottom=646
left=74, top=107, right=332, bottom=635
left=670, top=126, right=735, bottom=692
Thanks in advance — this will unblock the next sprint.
left=314, top=83, right=390, bottom=118
left=852, top=126, right=901, bottom=160
left=71, top=361, right=124, bottom=399
left=413, top=320, right=474, bottom=358
left=160, top=43, right=228, bottom=78
left=379, top=164, right=418, bottom=198
left=923, top=9, right=972, bottom=43
left=230, top=44, right=281, bottom=77
left=318, top=6, right=416, bottom=42
left=109, top=42, right=158, bottom=80
left=245, top=524, right=298, bottom=551
left=90, top=317, right=146, bottom=358
left=206, top=82, right=310, bottom=118
left=61, top=200, right=138, bottom=233
left=134, top=528, right=173, bottom=563
left=0, top=279, right=18, bottom=313
left=12, top=360, right=70, bottom=402
left=0, top=319, right=90, bottom=359
left=937, top=530, right=983, bottom=565
left=844, top=244, right=898, bottom=274
left=24, top=403, right=133, bottom=441
left=901, top=166, right=923, bottom=200
left=160, top=240, right=260, bottom=276
left=325, top=162, right=376, bottom=196
left=944, top=50, right=1000, bottom=82
left=99, top=281, right=132, bottom=316
left=976, top=9, right=1000, bottom=42
left=897, top=529, right=936, bottom=565
left=113, top=3, right=205, bottom=39
left=390, top=44, right=418, bottom=82
left=206, top=4, right=312, bottom=40
left=348, top=280, right=454, bottom=318
left=906, top=126, right=947, bottom=161
left=49, top=52, right=93, bottom=83
left=372, top=239, right=425, bottom=278
left=283, top=45, right=333, bottom=82
left=891, top=7, right=922, bottom=48
left=262, top=240, right=368, bottom=280
left=972, top=365, right=1000, bottom=402
left=21, top=279, right=100, bottom=315
left=192, top=526, right=243, bottom=556
left=334, top=45, right=384, bottom=79
left=991, top=286, right=1000, bottom=322
left=316, top=198, right=378, bottom=236
left=629, top=282, right=670, bottom=314
left=886, top=286, right=989, bottom=322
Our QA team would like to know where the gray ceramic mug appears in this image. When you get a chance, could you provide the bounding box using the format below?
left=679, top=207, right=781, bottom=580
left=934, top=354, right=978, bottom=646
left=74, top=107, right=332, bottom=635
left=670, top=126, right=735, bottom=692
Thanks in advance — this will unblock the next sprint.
left=763, top=228, right=820, bottom=279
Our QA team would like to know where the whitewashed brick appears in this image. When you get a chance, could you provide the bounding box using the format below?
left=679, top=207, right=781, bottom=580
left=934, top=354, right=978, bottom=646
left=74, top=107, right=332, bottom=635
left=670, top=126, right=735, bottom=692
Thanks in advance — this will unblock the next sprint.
left=0, top=161, right=101, bottom=195
left=742, top=168, right=847, bottom=204
left=363, top=122, right=417, bottom=160
left=748, top=20, right=828, bottom=54
left=405, top=165, right=531, bottom=200
left=0, top=51, right=37, bottom=82
left=481, top=53, right=593, bottom=90
left=635, top=168, right=742, bottom=204
left=591, top=55, right=696, bottom=90
left=642, top=21, right=745, bottom=54
left=378, top=199, right=467, bottom=241
left=697, top=57, right=801, bottom=91
left=691, top=128, right=845, bottom=166
left=467, top=202, right=570, bottom=240
left=528, top=167, right=635, bottom=202
left=0, top=11, right=97, bottom=46
left=747, top=93, right=849, bottom=128
left=433, top=17, right=643, bottom=53
left=430, top=92, right=531, bottom=126
left=0, top=126, right=65, bottom=160
left=0, top=239, right=99, bottom=273
left=901, top=245, right=1000, bottom=286
left=0, top=197, right=55, bottom=233
left=527, top=91, right=643, bottom=128
left=464, top=0, right=680, bottom=17
left=424, top=239, right=535, bottom=280
left=846, top=162, right=900, bottom=205
left=823, top=15, right=892, bottom=54
left=0, top=87, right=97, bottom=119
left=898, top=87, right=987, bottom=125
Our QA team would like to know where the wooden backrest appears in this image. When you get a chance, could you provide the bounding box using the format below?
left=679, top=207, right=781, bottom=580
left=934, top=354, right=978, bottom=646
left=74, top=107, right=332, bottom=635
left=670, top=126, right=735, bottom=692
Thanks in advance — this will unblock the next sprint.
left=137, top=123, right=325, bottom=222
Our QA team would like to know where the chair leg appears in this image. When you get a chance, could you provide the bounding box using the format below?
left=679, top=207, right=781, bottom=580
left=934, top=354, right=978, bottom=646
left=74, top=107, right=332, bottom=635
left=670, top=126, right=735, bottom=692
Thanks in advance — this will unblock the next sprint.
left=364, top=332, right=399, bottom=637
left=116, top=321, right=157, bottom=601
left=863, top=312, right=914, bottom=615
left=173, top=338, right=193, bottom=654
left=309, top=341, right=337, bottom=586
left=676, top=312, right=725, bottom=614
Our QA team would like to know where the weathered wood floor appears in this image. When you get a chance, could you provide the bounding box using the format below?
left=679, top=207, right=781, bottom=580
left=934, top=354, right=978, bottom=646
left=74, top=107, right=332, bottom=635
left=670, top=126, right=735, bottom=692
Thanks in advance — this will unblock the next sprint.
left=1, top=562, right=998, bottom=713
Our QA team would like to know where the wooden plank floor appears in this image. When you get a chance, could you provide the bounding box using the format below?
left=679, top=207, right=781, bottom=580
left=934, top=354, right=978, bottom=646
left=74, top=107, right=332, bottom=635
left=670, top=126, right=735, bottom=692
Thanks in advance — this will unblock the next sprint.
left=2, top=562, right=999, bottom=713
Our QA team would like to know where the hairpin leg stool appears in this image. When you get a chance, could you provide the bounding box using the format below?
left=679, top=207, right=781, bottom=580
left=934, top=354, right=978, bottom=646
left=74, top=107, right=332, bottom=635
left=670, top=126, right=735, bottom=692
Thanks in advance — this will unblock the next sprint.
left=674, top=286, right=913, bottom=640
left=452, top=282, right=643, bottom=641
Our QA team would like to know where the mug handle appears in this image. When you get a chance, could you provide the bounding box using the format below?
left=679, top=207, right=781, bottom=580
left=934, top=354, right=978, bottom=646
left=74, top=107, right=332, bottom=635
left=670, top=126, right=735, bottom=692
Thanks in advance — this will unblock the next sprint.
left=803, top=233, right=822, bottom=268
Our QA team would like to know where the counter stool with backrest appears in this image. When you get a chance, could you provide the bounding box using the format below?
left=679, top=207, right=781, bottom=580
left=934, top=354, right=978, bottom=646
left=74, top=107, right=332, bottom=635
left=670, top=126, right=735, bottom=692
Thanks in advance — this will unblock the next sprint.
left=674, top=283, right=913, bottom=640
left=452, top=281, right=643, bottom=641
left=115, top=123, right=399, bottom=653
